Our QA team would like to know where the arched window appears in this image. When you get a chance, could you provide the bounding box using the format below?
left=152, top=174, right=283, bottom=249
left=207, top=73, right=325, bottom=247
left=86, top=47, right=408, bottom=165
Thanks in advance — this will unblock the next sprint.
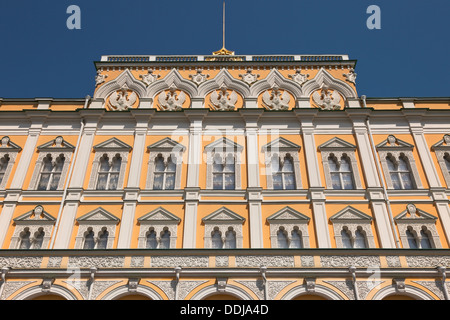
left=153, top=155, right=176, bottom=190
left=341, top=227, right=353, bottom=249
left=33, top=228, right=45, bottom=249
left=328, top=155, right=354, bottom=190
left=420, top=227, right=432, bottom=249
left=37, top=154, right=65, bottom=191
left=211, top=228, right=223, bottom=249
left=354, top=228, right=367, bottom=248
left=146, top=228, right=158, bottom=249
left=83, top=228, right=95, bottom=249
left=19, top=228, right=31, bottom=249
left=386, top=155, right=414, bottom=190
left=96, top=154, right=122, bottom=190
left=444, top=153, right=450, bottom=175
left=159, top=228, right=171, bottom=249
left=0, top=154, right=10, bottom=185
left=213, top=154, right=235, bottom=190
left=290, top=227, right=303, bottom=248
left=406, top=228, right=418, bottom=249
left=277, top=227, right=289, bottom=249
left=224, top=227, right=236, bottom=249
left=97, top=228, right=109, bottom=249
left=272, top=155, right=296, bottom=190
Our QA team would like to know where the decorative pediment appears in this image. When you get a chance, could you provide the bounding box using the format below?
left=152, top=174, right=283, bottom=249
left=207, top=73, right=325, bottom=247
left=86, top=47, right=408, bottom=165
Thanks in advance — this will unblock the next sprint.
left=302, top=68, right=357, bottom=99
left=394, top=204, right=437, bottom=223
left=37, top=136, right=75, bottom=151
left=93, top=138, right=132, bottom=151
left=319, top=137, right=356, bottom=150
left=262, top=137, right=301, bottom=152
left=204, top=137, right=243, bottom=153
left=13, top=206, right=56, bottom=224
left=77, top=207, right=120, bottom=223
left=249, top=68, right=303, bottom=98
left=376, top=135, right=414, bottom=150
left=198, top=68, right=251, bottom=98
left=0, top=136, right=22, bottom=151
left=267, top=207, right=310, bottom=223
left=431, top=135, right=450, bottom=150
left=330, top=206, right=373, bottom=223
left=202, top=207, right=246, bottom=223
left=94, top=68, right=147, bottom=100
left=138, top=207, right=181, bottom=224
left=147, top=138, right=186, bottom=152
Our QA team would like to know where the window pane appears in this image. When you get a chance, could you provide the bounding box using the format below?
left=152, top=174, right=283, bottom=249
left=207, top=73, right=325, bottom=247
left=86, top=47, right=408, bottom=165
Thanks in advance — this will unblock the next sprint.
left=33, top=231, right=45, bottom=249
left=213, top=161, right=223, bottom=173
left=328, top=157, right=338, bottom=172
left=111, top=157, right=121, bottom=172
left=354, top=229, right=367, bottom=248
left=146, top=231, right=158, bottom=249
left=271, top=156, right=280, bottom=174
left=390, top=173, right=402, bottom=190
left=167, top=158, right=176, bottom=172
left=224, top=162, right=235, bottom=173
left=277, top=230, right=288, bottom=248
left=38, top=173, right=51, bottom=190
left=96, top=173, right=108, bottom=190
left=282, top=157, right=294, bottom=172
left=153, top=173, right=164, bottom=190
left=398, top=157, right=409, bottom=171
left=211, top=230, right=223, bottom=249
left=341, top=229, right=352, bottom=248
left=55, top=157, right=65, bottom=172
left=225, top=231, right=236, bottom=249
left=0, top=156, right=9, bottom=184
left=401, top=172, right=413, bottom=190
left=165, top=173, right=175, bottom=190
left=108, top=173, right=119, bottom=190
left=49, top=173, right=61, bottom=191
left=386, top=157, right=396, bottom=171
left=342, top=173, right=354, bottom=190
left=420, top=230, right=432, bottom=249
left=340, top=158, right=351, bottom=172
left=97, top=231, right=108, bottom=249
left=290, top=230, right=302, bottom=248
left=20, top=230, right=31, bottom=249
left=331, top=173, right=342, bottom=189
left=155, top=157, right=165, bottom=172
left=42, top=158, right=53, bottom=172
left=0, top=173, right=4, bottom=185
left=160, top=231, right=171, bottom=249
left=406, top=229, right=418, bottom=249
left=83, top=231, right=95, bottom=249
left=213, top=173, right=223, bottom=190
left=445, top=156, right=450, bottom=172
left=284, top=173, right=296, bottom=190
left=224, top=173, right=235, bottom=190
left=273, top=173, right=283, bottom=190
left=99, top=157, right=110, bottom=172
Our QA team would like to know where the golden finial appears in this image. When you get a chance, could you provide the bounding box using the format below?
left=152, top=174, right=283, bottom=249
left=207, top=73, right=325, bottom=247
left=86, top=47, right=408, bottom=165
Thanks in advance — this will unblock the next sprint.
left=213, top=1, right=235, bottom=56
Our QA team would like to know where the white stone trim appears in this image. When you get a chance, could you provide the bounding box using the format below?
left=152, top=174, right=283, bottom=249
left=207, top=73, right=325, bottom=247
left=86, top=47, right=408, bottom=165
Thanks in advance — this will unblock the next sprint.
left=302, top=68, right=357, bottom=99
left=137, top=207, right=181, bottom=249
left=202, top=207, right=245, bottom=249
left=28, top=151, right=73, bottom=191
left=101, top=285, right=163, bottom=300
left=267, top=207, right=310, bottom=248
left=432, top=135, right=450, bottom=188
left=0, top=141, right=20, bottom=190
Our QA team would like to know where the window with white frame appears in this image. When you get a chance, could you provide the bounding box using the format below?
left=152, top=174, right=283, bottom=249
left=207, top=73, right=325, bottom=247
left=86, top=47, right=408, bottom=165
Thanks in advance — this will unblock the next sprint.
left=377, top=135, right=422, bottom=190
left=330, top=206, right=376, bottom=249
left=0, top=136, right=21, bottom=190
left=137, top=207, right=181, bottom=249
left=432, top=135, right=450, bottom=187
left=10, top=205, right=56, bottom=250
left=202, top=207, right=245, bottom=249
left=29, top=137, right=74, bottom=191
left=146, top=138, right=185, bottom=190
left=267, top=207, right=310, bottom=249
left=262, top=137, right=302, bottom=190
left=74, top=208, right=119, bottom=249
left=394, top=204, right=442, bottom=249
left=205, top=138, right=243, bottom=190
left=319, top=137, right=362, bottom=190
left=88, top=138, right=131, bottom=191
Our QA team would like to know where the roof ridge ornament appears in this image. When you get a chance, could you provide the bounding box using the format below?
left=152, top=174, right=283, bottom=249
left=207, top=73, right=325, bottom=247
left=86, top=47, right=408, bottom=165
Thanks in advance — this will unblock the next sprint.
left=212, top=1, right=235, bottom=56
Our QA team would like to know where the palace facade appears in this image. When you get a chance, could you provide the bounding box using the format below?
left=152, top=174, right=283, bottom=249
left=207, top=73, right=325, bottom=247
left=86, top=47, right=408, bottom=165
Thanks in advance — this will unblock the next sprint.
left=0, top=53, right=450, bottom=300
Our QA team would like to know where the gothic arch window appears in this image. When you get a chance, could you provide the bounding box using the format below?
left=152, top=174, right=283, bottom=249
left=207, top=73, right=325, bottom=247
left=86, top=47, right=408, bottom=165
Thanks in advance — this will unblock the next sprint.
left=341, top=227, right=353, bottom=249
left=432, top=135, right=450, bottom=187
left=18, top=227, right=46, bottom=249
left=0, top=136, right=21, bottom=190
left=212, top=153, right=236, bottom=190
left=159, top=228, right=171, bottom=249
left=354, top=227, right=368, bottom=248
left=37, top=154, right=66, bottom=191
left=83, top=228, right=96, bottom=249
left=420, top=227, right=433, bottom=249
left=0, top=154, right=10, bottom=186
left=19, top=227, right=31, bottom=249
left=33, top=228, right=45, bottom=249
left=277, top=227, right=289, bottom=248
left=81, top=227, right=109, bottom=250
left=319, top=137, right=362, bottom=190
left=145, top=228, right=158, bottom=249
left=75, top=208, right=120, bottom=249
left=211, top=227, right=223, bottom=249
left=153, top=154, right=176, bottom=190
left=271, top=154, right=296, bottom=190
left=96, top=154, right=122, bottom=190
left=97, top=227, right=109, bottom=249
left=290, top=227, right=303, bottom=248
left=224, top=227, right=237, bottom=249
left=267, top=207, right=311, bottom=249
left=377, top=135, right=422, bottom=190
left=202, top=207, right=245, bottom=249
left=137, top=207, right=181, bottom=249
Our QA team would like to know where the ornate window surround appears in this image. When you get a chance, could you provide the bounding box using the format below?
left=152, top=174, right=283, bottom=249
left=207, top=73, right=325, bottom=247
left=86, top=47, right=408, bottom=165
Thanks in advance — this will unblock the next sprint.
left=318, top=137, right=362, bottom=190
left=376, top=135, right=422, bottom=190
left=329, top=206, right=376, bottom=248
left=204, top=138, right=243, bottom=190
left=0, top=136, right=22, bottom=190
left=28, top=136, right=75, bottom=191
left=202, top=207, right=245, bottom=249
left=88, top=138, right=132, bottom=190
left=394, top=204, right=442, bottom=249
left=137, top=207, right=181, bottom=249
left=266, top=206, right=310, bottom=248
left=74, top=207, right=120, bottom=249
left=431, top=134, right=450, bottom=187
left=10, top=205, right=56, bottom=249
left=262, top=137, right=302, bottom=190
left=145, top=138, right=186, bottom=190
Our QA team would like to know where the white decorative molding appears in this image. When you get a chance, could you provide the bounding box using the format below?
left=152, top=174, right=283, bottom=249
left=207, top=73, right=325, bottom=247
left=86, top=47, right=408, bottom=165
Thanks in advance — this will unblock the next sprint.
left=88, top=138, right=132, bottom=190
left=0, top=136, right=22, bottom=190
left=329, top=206, right=376, bottom=248
left=108, top=86, right=138, bottom=111
left=202, top=207, right=245, bottom=249
left=95, top=70, right=108, bottom=86
left=312, top=84, right=342, bottom=110
left=302, top=67, right=357, bottom=99
left=343, top=68, right=357, bottom=85
left=189, top=68, right=210, bottom=86
left=249, top=68, right=303, bottom=99
left=137, top=207, right=181, bottom=249
left=261, top=84, right=290, bottom=111
left=376, top=135, right=423, bottom=190
left=209, top=84, right=239, bottom=111
left=318, top=137, right=363, bottom=190
left=94, top=68, right=147, bottom=101
left=432, top=135, right=450, bottom=187
left=146, top=137, right=185, bottom=190
left=288, top=68, right=310, bottom=86
left=262, top=137, right=302, bottom=190
left=147, top=68, right=198, bottom=103
left=74, top=208, right=120, bottom=249
left=394, top=204, right=442, bottom=249
left=10, top=206, right=56, bottom=250
left=197, top=68, right=250, bottom=99
left=266, top=206, right=310, bottom=248
left=140, top=69, right=161, bottom=86
left=204, top=137, right=243, bottom=190
left=157, top=84, right=187, bottom=111
left=28, top=136, right=75, bottom=191
left=239, top=68, right=260, bottom=86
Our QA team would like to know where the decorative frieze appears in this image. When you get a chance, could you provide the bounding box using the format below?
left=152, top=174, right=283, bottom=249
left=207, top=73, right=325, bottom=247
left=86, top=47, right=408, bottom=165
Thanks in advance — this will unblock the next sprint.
left=235, top=255, right=295, bottom=268
left=320, top=255, right=381, bottom=268
left=150, top=256, right=209, bottom=268
left=67, top=256, right=125, bottom=268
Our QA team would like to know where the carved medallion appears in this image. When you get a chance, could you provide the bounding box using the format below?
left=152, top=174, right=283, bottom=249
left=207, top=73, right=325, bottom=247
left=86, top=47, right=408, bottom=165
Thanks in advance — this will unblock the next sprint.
left=262, top=84, right=290, bottom=110
left=140, top=69, right=161, bottom=86
left=289, top=68, right=309, bottom=86
left=189, top=68, right=210, bottom=86
left=108, top=86, right=138, bottom=111
left=239, top=68, right=260, bottom=85
left=158, top=85, right=186, bottom=111
left=343, top=68, right=357, bottom=84
left=210, top=85, right=238, bottom=111
left=312, top=85, right=342, bottom=110
left=95, top=70, right=108, bottom=86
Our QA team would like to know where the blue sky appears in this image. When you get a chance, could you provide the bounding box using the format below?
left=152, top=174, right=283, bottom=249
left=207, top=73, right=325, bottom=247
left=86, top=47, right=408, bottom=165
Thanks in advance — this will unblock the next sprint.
left=0, top=0, right=448, bottom=98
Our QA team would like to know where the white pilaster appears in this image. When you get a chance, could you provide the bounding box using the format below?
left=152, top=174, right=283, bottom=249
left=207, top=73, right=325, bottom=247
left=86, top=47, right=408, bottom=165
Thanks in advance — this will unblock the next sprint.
left=53, top=199, right=79, bottom=249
